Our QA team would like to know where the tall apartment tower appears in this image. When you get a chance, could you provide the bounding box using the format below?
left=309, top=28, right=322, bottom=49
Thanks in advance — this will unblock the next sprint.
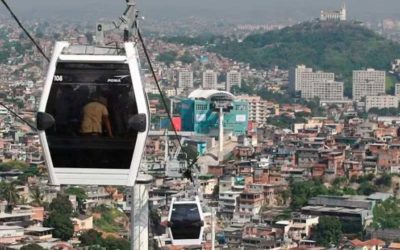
left=352, top=69, right=385, bottom=101
left=226, top=70, right=241, bottom=92
left=178, top=70, right=194, bottom=89
left=202, top=70, right=218, bottom=89
left=289, top=65, right=335, bottom=99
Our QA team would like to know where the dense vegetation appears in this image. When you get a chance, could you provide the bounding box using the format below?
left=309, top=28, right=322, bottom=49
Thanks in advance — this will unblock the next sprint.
left=93, top=205, right=128, bottom=233
left=312, top=216, right=342, bottom=247
left=372, top=198, right=400, bottom=229
left=166, top=21, right=400, bottom=96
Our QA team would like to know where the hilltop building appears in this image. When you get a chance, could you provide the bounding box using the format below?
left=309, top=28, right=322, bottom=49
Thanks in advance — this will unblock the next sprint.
left=353, top=68, right=386, bottom=101
left=320, top=2, right=347, bottom=21
left=180, top=89, right=249, bottom=135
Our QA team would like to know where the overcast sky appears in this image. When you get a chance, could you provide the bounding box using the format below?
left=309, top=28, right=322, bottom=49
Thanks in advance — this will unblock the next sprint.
left=0, top=0, right=399, bottom=24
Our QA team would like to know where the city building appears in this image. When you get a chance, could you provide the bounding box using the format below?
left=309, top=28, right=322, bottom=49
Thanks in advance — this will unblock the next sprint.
left=353, top=69, right=386, bottom=101
left=320, top=2, right=347, bottom=21
left=366, top=95, right=399, bottom=111
left=289, top=65, right=335, bottom=99
left=237, top=96, right=271, bottom=125
left=202, top=70, right=218, bottom=89
left=180, top=89, right=249, bottom=135
left=226, top=70, right=241, bottom=92
left=178, top=70, right=193, bottom=89
left=395, top=83, right=400, bottom=96
left=219, top=190, right=241, bottom=219
left=313, top=80, right=344, bottom=100
left=302, top=195, right=376, bottom=233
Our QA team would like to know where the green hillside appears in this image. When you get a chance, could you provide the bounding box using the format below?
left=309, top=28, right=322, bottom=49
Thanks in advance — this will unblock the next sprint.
left=165, top=21, right=400, bottom=96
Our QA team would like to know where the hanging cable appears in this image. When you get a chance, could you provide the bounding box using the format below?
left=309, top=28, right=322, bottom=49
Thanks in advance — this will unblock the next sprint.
left=0, top=102, right=37, bottom=131
left=136, top=27, right=199, bottom=178
left=1, top=0, right=50, bottom=62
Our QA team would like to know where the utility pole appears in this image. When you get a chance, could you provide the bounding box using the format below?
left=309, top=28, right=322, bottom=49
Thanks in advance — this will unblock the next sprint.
left=218, top=107, right=224, bottom=162
left=132, top=174, right=153, bottom=250
left=211, top=207, right=216, bottom=250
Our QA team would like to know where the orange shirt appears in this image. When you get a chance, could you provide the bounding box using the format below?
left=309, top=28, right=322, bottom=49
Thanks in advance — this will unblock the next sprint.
left=80, top=101, right=108, bottom=134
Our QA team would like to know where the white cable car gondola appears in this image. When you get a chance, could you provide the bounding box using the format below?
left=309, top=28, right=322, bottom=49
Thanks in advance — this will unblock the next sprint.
left=36, top=41, right=149, bottom=186
left=167, top=196, right=204, bottom=245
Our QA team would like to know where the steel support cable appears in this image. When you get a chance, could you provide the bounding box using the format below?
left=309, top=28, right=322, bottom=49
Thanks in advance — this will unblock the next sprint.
left=0, top=102, right=37, bottom=131
left=136, top=27, right=199, bottom=178
left=1, top=0, right=50, bottom=62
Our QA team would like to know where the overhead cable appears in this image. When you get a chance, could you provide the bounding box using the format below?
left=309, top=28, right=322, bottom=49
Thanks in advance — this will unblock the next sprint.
left=1, top=0, right=50, bottom=62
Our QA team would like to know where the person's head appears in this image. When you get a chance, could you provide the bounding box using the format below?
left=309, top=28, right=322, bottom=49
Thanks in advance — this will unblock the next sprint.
left=91, top=92, right=107, bottom=105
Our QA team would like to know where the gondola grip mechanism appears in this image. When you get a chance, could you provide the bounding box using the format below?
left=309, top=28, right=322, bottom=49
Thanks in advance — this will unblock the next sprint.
left=36, top=112, right=55, bottom=130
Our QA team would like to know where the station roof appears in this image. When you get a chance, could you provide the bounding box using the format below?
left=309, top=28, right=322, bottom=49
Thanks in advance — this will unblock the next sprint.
left=188, top=89, right=235, bottom=101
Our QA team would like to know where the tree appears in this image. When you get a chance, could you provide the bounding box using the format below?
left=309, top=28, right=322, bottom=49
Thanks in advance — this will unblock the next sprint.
left=44, top=194, right=74, bottom=241
left=44, top=212, right=74, bottom=241
left=358, top=181, right=378, bottom=195
left=375, top=173, right=392, bottom=188
left=290, top=180, right=328, bottom=209
left=79, top=229, right=103, bottom=246
left=30, top=186, right=44, bottom=207
left=372, top=198, right=400, bottom=229
left=0, top=182, right=20, bottom=212
left=312, top=216, right=342, bottom=247
left=49, top=194, right=73, bottom=217
left=20, top=244, right=45, bottom=250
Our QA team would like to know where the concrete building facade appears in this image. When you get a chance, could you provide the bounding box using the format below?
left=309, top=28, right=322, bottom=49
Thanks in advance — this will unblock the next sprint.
left=226, top=70, right=242, bottom=92
left=313, top=80, right=344, bottom=100
left=202, top=70, right=218, bottom=89
left=395, top=83, right=400, bottom=96
left=289, top=65, right=335, bottom=99
left=365, top=95, right=399, bottom=111
left=237, top=95, right=271, bottom=125
left=178, top=70, right=193, bottom=89
left=353, top=69, right=386, bottom=101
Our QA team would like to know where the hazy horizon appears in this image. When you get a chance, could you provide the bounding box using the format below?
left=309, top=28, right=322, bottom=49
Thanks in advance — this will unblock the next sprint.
left=0, top=0, right=399, bottom=25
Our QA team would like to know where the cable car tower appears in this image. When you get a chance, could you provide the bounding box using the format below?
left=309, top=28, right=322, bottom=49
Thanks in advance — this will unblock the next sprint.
left=36, top=0, right=149, bottom=187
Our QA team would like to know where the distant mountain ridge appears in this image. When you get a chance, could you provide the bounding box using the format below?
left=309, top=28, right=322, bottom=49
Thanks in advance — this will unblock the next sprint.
left=166, top=21, right=400, bottom=96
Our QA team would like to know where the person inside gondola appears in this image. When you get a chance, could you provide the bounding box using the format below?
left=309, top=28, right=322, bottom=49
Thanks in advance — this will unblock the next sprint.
left=80, top=93, right=113, bottom=137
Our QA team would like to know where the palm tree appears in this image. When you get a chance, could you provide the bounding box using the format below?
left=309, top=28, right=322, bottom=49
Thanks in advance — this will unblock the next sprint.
left=30, top=186, right=44, bottom=207
left=0, top=182, right=20, bottom=212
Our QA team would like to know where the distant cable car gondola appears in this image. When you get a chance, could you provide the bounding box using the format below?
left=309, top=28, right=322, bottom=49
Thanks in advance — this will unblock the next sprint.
left=167, top=196, right=204, bottom=245
left=36, top=41, right=149, bottom=186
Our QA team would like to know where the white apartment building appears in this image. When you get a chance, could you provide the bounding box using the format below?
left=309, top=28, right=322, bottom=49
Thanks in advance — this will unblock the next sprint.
left=202, top=70, right=218, bottom=89
left=313, top=80, right=344, bottom=100
left=219, top=191, right=241, bottom=219
left=365, top=95, right=399, bottom=111
left=226, top=70, right=241, bottom=92
left=395, top=83, right=400, bottom=96
left=178, top=70, right=193, bottom=89
left=289, top=65, right=335, bottom=99
left=353, top=69, right=386, bottom=101
left=237, top=95, right=271, bottom=124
